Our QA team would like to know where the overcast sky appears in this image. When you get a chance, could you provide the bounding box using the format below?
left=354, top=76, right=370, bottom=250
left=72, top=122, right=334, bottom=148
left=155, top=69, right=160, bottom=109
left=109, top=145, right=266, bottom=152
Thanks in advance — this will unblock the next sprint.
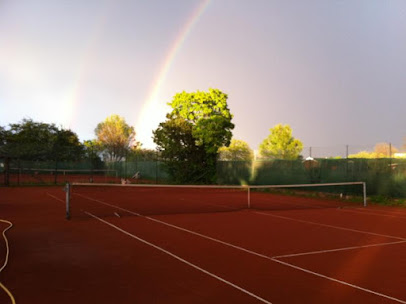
left=1, top=0, right=405, bottom=157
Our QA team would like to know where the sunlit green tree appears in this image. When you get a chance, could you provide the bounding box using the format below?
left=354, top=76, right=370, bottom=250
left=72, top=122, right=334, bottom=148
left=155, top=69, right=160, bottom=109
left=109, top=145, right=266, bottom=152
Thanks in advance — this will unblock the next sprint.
left=95, top=115, right=137, bottom=162
left=259, top=124, right=303, bottom=160
left=218, top=139, right=253, bottom=161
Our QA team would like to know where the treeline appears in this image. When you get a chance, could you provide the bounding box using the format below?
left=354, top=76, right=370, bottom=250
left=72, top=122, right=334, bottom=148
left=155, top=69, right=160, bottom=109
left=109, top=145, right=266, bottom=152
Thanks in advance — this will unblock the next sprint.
left=0, top=120, right=85, bottom=162
left=0, top=117, right=157, bottom=166
left=1, top=88, right=404, bottom=185
left=0, top=88, right=287, bottom=183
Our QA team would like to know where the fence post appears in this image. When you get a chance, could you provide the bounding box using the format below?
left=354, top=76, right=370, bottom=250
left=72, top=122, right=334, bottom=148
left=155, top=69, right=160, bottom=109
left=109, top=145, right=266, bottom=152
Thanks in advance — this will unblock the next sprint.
left=389, top=143, right=392, bottom=158
left=17, top=159, right=20, bottom=186
left=54, top=159, right=58, bottom=185
left=346, top=145, right=349, bottom=181
left=155, top=150, right=158, bottom=184
left=124, top=150, right=128, bottom=178
left=363, top=182, right=367, bottom=207
left=4, top=157, right=10, bottom=186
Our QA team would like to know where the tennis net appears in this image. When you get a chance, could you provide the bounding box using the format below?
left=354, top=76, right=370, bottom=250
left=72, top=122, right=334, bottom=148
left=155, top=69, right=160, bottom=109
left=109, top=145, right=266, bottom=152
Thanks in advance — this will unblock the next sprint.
left=65, top=182, right=367, bottom=220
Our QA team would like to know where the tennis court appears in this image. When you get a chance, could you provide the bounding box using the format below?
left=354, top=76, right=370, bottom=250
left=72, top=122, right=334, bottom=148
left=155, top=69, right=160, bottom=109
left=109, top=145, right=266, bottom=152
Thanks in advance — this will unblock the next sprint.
left=1, top=185, right=406, bottom=303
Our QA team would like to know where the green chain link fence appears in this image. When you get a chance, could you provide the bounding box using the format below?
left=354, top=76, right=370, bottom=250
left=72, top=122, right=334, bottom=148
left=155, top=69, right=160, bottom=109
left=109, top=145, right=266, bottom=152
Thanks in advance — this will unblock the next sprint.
left=2, top=157, right=406, bottom=197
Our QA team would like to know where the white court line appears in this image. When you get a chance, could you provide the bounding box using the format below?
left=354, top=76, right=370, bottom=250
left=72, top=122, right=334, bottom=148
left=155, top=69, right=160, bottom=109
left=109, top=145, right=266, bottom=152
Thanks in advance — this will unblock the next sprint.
left=75, top=194, right=274, bottom=260
left=254, top=211, right=406, bottom=241
left=77, top=193, right=405, bottom=243
left=341, top=208, right=406, bottom=219
left=85, top=211, right=272, bottom=304
left=46, top=193, right=64, bottom=203
left=271, top=258, right=406, bottom=304
left=354, top=206, right=406, bottom=214
left=273, top=240, right=406, bottom=259
left=76, top=193, right=406, bottom=263
left=72, top=194, right=406, bottom=303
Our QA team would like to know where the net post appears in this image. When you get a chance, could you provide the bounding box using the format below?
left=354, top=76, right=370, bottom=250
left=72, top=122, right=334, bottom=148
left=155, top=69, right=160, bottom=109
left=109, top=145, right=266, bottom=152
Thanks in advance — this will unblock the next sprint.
left=247, top=186, right=251, bottom=209
left=65, top=183, right=71, bottom=220
left=362, top=182, right=367, bottom=207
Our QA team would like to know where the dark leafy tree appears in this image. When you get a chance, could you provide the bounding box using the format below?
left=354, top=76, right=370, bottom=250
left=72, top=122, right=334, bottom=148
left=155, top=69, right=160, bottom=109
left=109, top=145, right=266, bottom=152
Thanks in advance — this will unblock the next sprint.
left=153, top=117, right=210, bottom=183
left=0, top=119, right=84, bottom=161
left=153, top=89, right=234, bottom=183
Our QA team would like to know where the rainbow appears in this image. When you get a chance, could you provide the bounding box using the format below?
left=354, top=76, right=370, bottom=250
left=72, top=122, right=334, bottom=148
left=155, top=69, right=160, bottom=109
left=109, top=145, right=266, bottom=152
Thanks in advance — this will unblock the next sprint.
left=135, top=0, right=211, bottom=149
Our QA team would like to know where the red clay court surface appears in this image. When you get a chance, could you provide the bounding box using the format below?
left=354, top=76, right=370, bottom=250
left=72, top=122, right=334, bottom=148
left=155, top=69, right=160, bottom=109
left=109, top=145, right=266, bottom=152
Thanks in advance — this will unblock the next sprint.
left=1, top=186, right=406, bottom=303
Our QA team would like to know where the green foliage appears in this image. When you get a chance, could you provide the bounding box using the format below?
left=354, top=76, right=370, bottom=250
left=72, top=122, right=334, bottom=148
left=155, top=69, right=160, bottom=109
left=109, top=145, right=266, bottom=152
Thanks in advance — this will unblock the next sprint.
left=0, top=119, right=84, bottom=161
left=153, top=89, right=234, bottom=183
left=259, top=124, right=303, bottom=160
left=95, top=114, right=137, bottom=162
left=218, top=139, right=253, bottom=161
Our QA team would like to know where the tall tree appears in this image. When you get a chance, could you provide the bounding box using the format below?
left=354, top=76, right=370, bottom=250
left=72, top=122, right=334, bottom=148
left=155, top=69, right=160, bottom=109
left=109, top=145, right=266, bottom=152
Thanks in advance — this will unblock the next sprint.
left=218, top=139, right=253, bottom=161
left=95, top=114, right=137, bottom=162
left=153, top=89, right=234, bottom=183
left=154, top=117, right=209, bottom=183
left=51, top=129, right=85, bottom=161
left=259, top=124, right=303, bottom=160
